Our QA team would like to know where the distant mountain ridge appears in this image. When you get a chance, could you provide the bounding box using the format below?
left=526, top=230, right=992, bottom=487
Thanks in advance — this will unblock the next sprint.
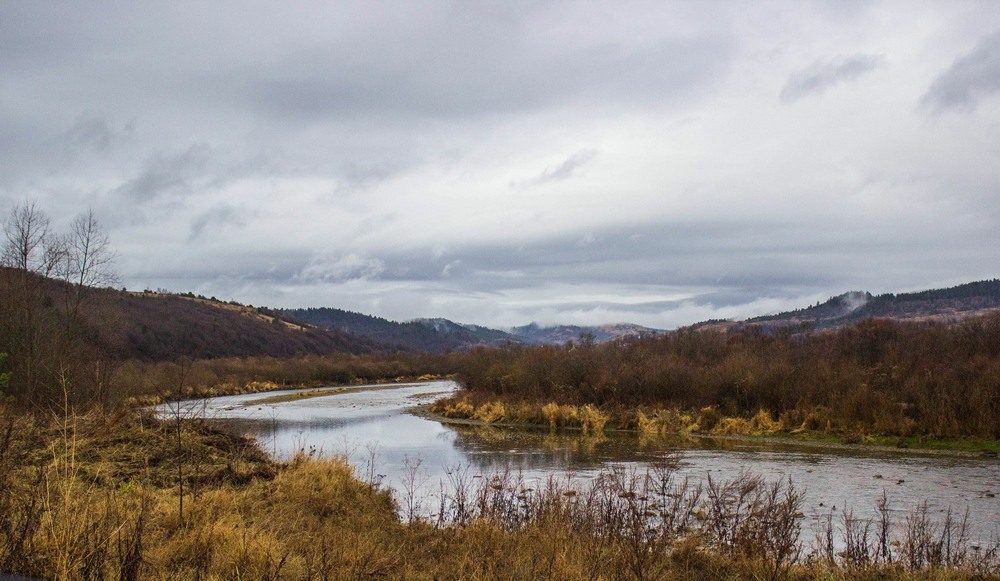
left=412, top=318, right=517, bottom=344
left=289, top=279, right=1000, bottom=351
left=282, top=308, right=664, bottom=352
left=12, top=267, right=997, bottom=361
left=695, top=279, right=1000, bottom=332
left=510, top=322, right=660, bottom=345
left=121, top=278, right=1000, bottom=356
left=281, top=308, right=519, bottom=352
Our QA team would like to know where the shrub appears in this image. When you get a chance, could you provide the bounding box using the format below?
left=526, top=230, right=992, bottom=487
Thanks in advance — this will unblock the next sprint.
left=473, top=401, right=506, bottom=423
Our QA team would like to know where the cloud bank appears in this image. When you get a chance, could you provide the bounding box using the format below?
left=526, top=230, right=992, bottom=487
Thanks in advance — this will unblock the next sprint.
left=780, top=54, right=882, bottom=102
left=921, top=30, right=1000, bottom=113
left=2, top=1, right=1000, bottom=329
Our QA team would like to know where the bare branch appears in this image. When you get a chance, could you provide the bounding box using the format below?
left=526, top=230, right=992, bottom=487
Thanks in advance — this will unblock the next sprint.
left=67, top=208, right=118, bottom=289
left=2, top=201, right=52, bottom=273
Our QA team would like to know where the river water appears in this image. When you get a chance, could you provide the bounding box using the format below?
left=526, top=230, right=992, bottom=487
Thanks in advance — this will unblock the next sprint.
left=159, top=380, right=999, bottom=546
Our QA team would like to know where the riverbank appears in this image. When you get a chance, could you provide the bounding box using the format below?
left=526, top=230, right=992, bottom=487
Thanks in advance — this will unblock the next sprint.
left=127, top=373, right=450, bottom=406
left=238, top=381, right=442, bottom=406
left=3, top=402, right=998, bottom=580
left=423, top=395, right=1000, bottom=458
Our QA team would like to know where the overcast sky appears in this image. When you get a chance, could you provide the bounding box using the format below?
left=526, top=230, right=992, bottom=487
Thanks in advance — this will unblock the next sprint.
left=2, top=1, right=1000, bottom=329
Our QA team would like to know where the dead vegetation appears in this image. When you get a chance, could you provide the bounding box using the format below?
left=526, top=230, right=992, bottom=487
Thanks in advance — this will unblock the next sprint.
left=448, top=315, right=1000, bottom=442
left=2, top=404, right=998, bottom=580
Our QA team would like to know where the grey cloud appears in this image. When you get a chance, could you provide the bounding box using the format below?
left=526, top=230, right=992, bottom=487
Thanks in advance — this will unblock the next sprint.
left=359, top=204, right=994, bottom=307
left=189, top=205, right=248, bottom=240
left=65, top=115, right=116, bottom=151
left=297, top=252, right=386, bottom=283
left=335, top=162, right=403, bottom=194
left=4, top=3, right=1000, bottom=329
left=685, top=289, right=774, bottom=309
left=0, top=3, right=96, bottom=73
left=349, top=221, right=853, bottom=294
left=48, top=115, right=135, bottom=170
left=509, top=290, right=794, bottom=318
left=511, top=149, right=597, bottom=189
left=243, top=32, right=731, bottom=123
left=114, top=144, right=213, bottom=202
left=555, top=299, right=688, bottom=316
left=780, top=54, right=882, bottom=102
left=921, top=31, right=1000, bottom=113
left=0, top=3, right=732, bottom=125
left=126, top=249, right=305, bottom=283
left=0, top=115, right=131, bottom=186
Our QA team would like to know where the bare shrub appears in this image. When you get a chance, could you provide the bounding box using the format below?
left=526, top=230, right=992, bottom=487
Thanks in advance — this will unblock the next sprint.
left=704, top=472, right=803, bottom=580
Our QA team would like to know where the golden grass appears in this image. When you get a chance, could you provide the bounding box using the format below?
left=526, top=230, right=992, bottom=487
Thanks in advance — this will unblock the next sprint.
left=713, top=409, right=784, bottom=436
left=433, top=395, right=962, bottom=448
left=436, top=397, right=613, bottom=435
left=635, top=408, right=692, bottom=435
left=3, top=404, right=997, bottom=580
left=471, top=400, right=506, bottom=423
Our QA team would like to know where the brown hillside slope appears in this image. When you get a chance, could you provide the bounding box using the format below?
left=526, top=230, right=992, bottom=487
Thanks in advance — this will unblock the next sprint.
left=0, top=267, right=383, bottom=363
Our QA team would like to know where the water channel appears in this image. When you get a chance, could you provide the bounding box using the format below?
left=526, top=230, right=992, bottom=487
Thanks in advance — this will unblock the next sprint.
left=159, top=380, right=1000, bottom=546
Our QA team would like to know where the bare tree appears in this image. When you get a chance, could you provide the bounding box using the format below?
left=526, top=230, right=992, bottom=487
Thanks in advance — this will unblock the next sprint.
left=66, top=209, right=117, bottom=290
left=1, top=202, right=57, bottom=398
left=1, top=202, right=118, bottom=405
left=58, top=210, right=120, bottom=405
left=2, top=201, right=61, bottom=276
left=59, top=209, right=118, bottom=320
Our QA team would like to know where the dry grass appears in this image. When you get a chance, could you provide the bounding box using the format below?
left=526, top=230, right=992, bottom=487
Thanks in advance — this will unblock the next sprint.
left=434, top=395, right=843, bottom=443
left=3, top=404, right=998, bottom=580
left=432, top=395, right=1000, bottom=458
left=435, top=396, right=617, bottom=435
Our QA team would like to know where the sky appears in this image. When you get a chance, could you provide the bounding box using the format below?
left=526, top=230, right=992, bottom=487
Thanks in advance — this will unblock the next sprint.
left=2, top=1, right=1000, bottom=329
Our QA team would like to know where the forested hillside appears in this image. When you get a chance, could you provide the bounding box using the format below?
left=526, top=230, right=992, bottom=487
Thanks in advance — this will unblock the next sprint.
left=284, top=309, right=662, bottom=351
left=0, top=267, right=392, bottom=406
left=280, top=307, right=495, bottom=352
left=0, top=269, right=379, bottom=362
left=723, top=279, right=1000, bottom=330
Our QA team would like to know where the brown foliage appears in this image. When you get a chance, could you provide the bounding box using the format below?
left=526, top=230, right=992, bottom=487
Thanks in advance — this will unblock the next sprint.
left=3, top=405, right=998, bottom=580
left=450, top=315, right=1000, bottom=439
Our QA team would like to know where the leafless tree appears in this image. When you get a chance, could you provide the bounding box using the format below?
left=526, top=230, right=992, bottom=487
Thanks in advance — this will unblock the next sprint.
left=66, top=209, right=117, bottom=290
left=1, top=202, right=118, bottom=405
left=2, top=201, right=61, bottom=276
left=2, top=202, right=59, bottom=397
left=56, top=209, right=118, bottom=323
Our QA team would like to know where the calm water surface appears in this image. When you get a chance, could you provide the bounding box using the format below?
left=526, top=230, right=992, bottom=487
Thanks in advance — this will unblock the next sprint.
left=160, top=380, right=1000, bottom=543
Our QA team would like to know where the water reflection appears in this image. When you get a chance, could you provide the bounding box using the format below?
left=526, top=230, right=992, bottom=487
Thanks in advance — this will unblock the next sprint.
left=160, top=381, right=1000, bottom=543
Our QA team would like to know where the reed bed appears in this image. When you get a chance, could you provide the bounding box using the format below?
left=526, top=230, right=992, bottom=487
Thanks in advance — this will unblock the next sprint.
left=2, top=405, right=998, bottom=580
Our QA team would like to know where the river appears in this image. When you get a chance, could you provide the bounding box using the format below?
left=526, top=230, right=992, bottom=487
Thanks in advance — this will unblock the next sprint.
left=159, top=380, right=999, bottom=546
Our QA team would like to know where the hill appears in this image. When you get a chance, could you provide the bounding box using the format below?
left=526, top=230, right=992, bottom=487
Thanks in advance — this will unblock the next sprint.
left=509, top=322, right=662, bottom=344
left=0, top=268, right=381, bottom=362
left=413, top=318, right=521, bottom=347
left=284, top=308, right=665, bottom=352
left=697, top=279, right=1000, bottom=331
left=281, top=308, right=520, bottom=352
left=96, top=292, right=382, bottom=360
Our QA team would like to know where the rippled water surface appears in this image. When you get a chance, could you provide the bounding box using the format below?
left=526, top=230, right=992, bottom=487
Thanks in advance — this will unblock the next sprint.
left=159, top=380, right=1000, bottom=543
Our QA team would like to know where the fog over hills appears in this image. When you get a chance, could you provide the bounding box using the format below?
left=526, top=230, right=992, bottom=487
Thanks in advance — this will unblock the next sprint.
left=6, top=266, right=996, bottom=361
left=691, top=279, right=1000, bottom=332
left=288, top=279, right=1000, bottom=351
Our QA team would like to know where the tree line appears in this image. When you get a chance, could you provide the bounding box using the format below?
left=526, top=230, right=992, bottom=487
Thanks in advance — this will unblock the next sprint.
left=0, top=201, right=118, bottom=407
left=449, top=316, right=1000, bottom=439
